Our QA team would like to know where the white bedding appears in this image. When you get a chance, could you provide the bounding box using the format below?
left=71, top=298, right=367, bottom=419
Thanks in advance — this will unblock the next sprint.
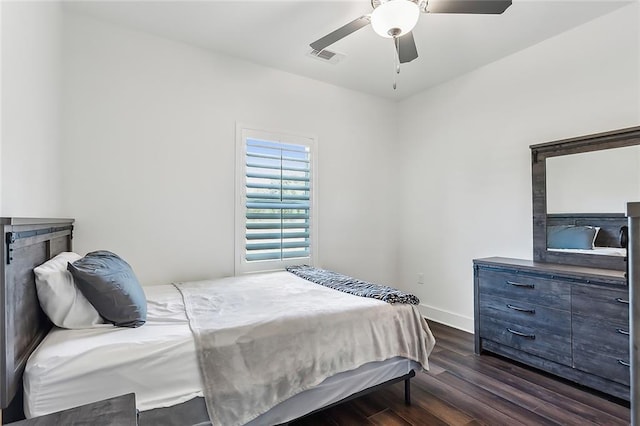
left=24, top=284, right=203, bottom=418
left=548, top=246, right=627, bottom=256
left=177, top=272, right=434, bottom=426
left=24, top=276, right=431, bottom=422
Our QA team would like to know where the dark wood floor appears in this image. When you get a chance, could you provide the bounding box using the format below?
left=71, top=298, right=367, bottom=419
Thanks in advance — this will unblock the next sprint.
left=291, top=321, right=631, bottom=425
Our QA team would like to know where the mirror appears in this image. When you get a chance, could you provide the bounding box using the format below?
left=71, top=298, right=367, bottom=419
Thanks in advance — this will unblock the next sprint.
left=531, top=126, right=640, bottom=271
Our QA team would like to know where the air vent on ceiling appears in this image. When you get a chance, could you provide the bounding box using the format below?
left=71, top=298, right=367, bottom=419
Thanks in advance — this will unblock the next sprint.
left=307, top=49, right=345, bottom=64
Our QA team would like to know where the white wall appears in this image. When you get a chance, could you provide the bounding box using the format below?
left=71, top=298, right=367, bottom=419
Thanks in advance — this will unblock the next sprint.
left=5, top=2, right=639, bottom=332
left=546, top=146, right=640, bottom=214
left=1, top=1, right=64, bottom=216
left=396, top=3, right=640, bottom=331
left=61, top=12, right=399, bottom=286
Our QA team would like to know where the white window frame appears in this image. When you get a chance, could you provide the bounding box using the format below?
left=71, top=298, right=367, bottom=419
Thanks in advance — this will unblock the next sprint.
left=235, top=123, right=318, bottom=275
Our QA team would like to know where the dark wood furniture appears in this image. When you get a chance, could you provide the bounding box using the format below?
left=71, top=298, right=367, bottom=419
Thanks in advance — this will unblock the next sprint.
left=530, top=125, right=640, bottom=271
left=0, top=218, right=75, bottom=423
left=474, top=257, right=630, bottom=400
left=626, top=202, right=639, bottom=425
left=6, top=393, right=137, bottom=426
left=473, top=127, right=640, bottom=401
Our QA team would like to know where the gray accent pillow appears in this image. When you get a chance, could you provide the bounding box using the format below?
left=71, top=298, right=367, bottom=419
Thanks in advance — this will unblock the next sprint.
left=547, top=225, right=597, bottom=250
left=68, top=250, right=147, bottom=327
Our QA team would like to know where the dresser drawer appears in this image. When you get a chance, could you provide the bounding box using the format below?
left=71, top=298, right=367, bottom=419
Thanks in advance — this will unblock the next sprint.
left=477, top=268, right=571, bottom=310
left=572, top=314, right=630, bottom=360
left=573, top=349, right=630, bottom=386
left=479, top=295, right=570, bottom=333
left=572, top=285, right=629, bottom=326
left=479, top=313, right=572, bottom=365
left=573, top=314, right=629, bottom=386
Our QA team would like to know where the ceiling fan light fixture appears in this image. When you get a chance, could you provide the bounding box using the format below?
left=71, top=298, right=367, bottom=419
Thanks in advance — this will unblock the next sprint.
left=371, top=0, right=420, bottom=38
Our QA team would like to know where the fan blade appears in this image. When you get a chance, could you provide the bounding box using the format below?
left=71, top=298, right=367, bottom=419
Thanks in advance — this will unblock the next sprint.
left=397, top=32, right=418, bottom=63
left=427, top=0, right=512, bottom=14
left=310, top=16, right=370, bottom=52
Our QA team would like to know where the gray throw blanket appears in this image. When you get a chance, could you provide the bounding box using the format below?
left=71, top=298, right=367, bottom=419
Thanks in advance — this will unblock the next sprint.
left=286, top=265, right=420, bottom=305
left=175, top=272, right=435, bottom=426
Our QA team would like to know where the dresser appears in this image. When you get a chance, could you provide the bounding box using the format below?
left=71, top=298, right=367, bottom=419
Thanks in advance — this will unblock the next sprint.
left=474, top=257, right=630, bottom=400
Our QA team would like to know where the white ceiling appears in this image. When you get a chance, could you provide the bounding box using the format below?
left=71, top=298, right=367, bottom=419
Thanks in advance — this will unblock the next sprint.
left=63, top=0, right=632, bottom=100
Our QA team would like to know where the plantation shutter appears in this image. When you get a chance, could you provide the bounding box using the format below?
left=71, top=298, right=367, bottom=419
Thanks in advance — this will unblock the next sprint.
left=244, top=138, right=311, bottom=262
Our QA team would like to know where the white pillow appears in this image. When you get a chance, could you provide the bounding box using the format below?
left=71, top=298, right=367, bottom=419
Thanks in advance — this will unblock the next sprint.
left=592, top=226, right=601, bottom=248
left=34, top=252, right=104, bottom=329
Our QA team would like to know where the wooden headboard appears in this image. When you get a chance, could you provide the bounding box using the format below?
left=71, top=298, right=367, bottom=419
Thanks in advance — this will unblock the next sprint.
left=0, top=218, right=74, bottom=420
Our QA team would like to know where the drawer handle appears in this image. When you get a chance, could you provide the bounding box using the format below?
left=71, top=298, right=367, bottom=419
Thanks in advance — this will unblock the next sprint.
left=507, top=328, right=535, bottom=339
left=507, top=304, right=536, bottom=314
left=618, top=360, right=630, bottom=367
left=615, top=298, right=630, bottom=304
left=616, top=328, right=630, bottom=336
left=506, top=281, right=535, bottom=289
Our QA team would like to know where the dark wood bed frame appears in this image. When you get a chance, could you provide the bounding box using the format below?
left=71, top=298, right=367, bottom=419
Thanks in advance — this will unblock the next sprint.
left=0, top=218, right=75, bottom=423
left=1, top=217, right=415, bottom=425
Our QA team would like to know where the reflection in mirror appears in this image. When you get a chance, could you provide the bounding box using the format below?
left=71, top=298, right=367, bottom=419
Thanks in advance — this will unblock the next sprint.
left=547, top=145, right=640, bottom=214
left=545, top=145, right=640, bottom=257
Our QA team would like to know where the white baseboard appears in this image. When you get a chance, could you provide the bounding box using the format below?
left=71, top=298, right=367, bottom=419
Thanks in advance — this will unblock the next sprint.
left=417, top=303, right=474, bottom=334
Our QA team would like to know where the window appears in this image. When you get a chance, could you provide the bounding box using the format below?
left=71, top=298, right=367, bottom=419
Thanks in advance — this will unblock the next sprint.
left=235, top=125, right=317, bottom=274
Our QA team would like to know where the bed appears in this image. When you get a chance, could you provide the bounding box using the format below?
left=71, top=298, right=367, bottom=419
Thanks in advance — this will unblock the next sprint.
left=0, top=218, right=435, bottom=425
left=544, top=213, right=628, bottom=266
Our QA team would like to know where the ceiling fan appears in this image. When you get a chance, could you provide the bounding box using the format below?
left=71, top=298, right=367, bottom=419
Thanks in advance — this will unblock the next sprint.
left=310, top=0, right=512, bottom=88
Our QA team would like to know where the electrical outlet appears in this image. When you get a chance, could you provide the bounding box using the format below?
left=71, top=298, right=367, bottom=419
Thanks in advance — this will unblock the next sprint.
left=417, top=273, right=424, bottom=284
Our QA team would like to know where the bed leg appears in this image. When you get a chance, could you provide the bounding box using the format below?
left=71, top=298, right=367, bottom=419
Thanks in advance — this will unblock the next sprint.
left=404, top=378, right=411, bottom=406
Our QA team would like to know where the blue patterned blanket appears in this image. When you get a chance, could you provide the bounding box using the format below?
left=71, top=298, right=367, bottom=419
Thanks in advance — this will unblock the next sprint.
left=286, top=265, right=420, bottom=305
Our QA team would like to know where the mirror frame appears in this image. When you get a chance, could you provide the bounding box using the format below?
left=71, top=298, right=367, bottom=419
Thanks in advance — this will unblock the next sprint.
left=531, top=125, right=640, bottom=271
